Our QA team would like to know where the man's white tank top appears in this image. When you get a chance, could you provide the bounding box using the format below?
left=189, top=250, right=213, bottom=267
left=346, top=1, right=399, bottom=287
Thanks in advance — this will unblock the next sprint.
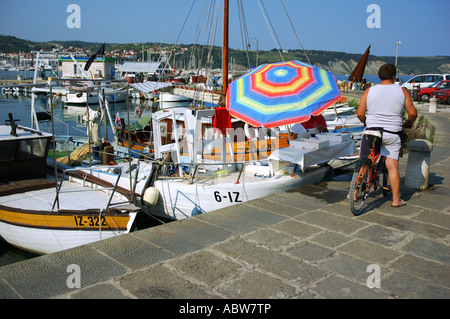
left=366, top=84, right=405, bottom=132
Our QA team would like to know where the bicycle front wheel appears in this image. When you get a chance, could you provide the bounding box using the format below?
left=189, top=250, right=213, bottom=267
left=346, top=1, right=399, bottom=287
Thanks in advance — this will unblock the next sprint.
left=349, top=165, right=370, bottom=216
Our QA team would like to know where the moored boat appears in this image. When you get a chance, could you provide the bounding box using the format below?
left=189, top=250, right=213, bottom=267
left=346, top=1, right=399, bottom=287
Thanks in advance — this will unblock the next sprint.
left=94, top=107, right=357, bottom=221
left=0, top=112, right=139, bottom=254
left=65, top=88, right=128, bottom=105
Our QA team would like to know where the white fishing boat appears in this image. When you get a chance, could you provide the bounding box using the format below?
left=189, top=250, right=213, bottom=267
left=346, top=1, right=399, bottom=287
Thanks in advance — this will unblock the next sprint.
left=31, top=80, right=70, bottom=96
left=322, top=102, right=356, bottom=120
left=0, top=112, right=139, bottom=254
left=89, top=107, right=356, bottom=221
left=159, top=91, right=192, bottom=102
left=65, top=88, right=128, bottom=105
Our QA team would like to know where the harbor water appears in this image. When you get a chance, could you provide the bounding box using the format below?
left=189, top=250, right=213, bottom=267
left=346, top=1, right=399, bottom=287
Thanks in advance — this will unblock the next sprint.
left=0, top=91, right=157, bottom=139
left=333, top=74, right=412, bottom=84
left=0, top=70, right=54, bottom=81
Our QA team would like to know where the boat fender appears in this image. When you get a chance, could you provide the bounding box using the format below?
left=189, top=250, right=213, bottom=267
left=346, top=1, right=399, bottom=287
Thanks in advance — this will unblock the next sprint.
left=143, top=187, right=159, bottom=206
left=192, top=206, right=203, bottom=216
left=244, top=123, right=257, bottom=140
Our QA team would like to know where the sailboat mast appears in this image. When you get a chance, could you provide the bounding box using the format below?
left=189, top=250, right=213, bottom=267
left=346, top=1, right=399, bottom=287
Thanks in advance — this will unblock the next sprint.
left=222, top=0, right=229, bottom=97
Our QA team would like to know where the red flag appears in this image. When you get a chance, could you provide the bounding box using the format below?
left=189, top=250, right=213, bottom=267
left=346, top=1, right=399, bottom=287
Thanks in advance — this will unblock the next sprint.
left=212, top=107, right=231, bottom=135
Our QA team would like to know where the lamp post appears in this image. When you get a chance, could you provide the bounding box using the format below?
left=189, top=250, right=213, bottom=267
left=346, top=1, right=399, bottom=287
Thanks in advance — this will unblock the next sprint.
left=395, top=41, right=402, bottom=68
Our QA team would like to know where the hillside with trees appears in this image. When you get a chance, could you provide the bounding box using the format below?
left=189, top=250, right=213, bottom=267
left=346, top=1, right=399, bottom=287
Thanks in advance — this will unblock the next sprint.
left=1, top=35, right=449, bottom=75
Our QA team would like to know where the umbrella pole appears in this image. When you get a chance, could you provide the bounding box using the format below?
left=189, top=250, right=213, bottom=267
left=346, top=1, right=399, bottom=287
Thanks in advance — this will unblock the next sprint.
left=288, top=125, right=293, bottom=150
left=222, top=0, right=229, bottom=97
left=221, top=134, right=226, bottom=168
left=288, top=125, right=297, bottom=177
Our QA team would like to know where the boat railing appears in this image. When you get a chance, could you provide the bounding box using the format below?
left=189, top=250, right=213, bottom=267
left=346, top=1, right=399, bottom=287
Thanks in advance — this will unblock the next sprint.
left=52, top=165, right=124, bottom=212
left=146, top=156, right=275, bottom=185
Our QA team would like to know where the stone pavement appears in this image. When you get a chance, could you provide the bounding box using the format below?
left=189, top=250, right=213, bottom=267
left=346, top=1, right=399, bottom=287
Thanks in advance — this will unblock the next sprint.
left=0, top=101, right=449, bottom=301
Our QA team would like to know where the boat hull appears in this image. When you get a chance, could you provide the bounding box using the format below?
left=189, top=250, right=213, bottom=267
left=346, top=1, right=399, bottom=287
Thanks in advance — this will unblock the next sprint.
left=140, top=165, right=330, bottom=220
left=159, top=92, right=192, bottom=102
left=0, top=207, right=137, bottom=255
left=65, top=90, right=128, bottom=104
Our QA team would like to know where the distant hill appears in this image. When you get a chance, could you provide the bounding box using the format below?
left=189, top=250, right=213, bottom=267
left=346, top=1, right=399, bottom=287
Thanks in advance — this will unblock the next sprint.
left=1, top=35, right=449, bottom=75
left=0, top=35, right=104, bottom=52
left=0, top=35, right=42, bottom=52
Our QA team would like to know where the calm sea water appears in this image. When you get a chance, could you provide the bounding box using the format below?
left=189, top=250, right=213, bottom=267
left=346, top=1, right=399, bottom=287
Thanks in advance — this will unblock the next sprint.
left=0, top=70, right=54, bottom=81
left=0, top=91, right=156, bottom=138
left=334, top=74, right=412, bottom=84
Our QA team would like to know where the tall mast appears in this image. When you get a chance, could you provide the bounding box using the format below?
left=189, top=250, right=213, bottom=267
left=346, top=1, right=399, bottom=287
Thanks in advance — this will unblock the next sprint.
left=222, top=0, right=229, bottom=98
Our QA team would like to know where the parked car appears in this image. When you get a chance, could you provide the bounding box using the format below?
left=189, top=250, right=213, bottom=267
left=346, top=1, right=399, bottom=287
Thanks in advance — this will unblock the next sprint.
left=419, top=80, right=450, bottom=102
left=401, top=74, right=448, bottom=91
left=433, top=88, right=450, bottom=104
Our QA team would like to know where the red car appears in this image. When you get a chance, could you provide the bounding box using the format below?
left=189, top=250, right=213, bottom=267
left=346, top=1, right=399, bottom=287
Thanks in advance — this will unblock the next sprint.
left=433, top=88, right=450, bottom=104
left=420, top=80, right=450, bottom=102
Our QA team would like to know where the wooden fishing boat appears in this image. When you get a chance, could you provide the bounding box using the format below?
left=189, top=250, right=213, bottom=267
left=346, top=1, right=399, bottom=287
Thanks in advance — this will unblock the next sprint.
left=90, top=107, right=356, bottom=221
left=115, top=109, right=292, bottom=162
left=0, top=113, right=139, bottom=254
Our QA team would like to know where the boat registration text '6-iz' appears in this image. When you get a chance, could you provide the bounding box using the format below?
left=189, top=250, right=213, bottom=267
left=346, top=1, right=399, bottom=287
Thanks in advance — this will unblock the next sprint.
left=214, top=191, right=242, bottom=203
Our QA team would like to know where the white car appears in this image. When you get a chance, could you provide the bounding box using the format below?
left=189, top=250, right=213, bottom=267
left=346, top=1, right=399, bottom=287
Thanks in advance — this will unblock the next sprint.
left=402, top=74, right=450, bottom=91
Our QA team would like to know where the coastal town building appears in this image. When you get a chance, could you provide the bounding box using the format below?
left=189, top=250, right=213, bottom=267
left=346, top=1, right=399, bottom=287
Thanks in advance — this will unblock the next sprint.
left=58, top=56, right=117, bottom=79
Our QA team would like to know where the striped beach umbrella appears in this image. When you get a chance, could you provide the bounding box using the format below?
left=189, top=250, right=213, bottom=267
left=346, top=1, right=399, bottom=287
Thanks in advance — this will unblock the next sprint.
left=226, top=60, right=341, bottom=128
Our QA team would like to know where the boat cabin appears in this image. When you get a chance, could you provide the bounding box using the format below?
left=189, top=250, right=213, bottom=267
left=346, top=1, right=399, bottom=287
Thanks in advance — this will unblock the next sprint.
left=0, top=115, right=52, bottom=183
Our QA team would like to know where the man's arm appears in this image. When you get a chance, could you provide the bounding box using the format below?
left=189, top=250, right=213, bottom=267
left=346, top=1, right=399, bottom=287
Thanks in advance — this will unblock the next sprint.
left=402, top=87, right=417, bottom=128
left=356, top=89, right=369, bottom=126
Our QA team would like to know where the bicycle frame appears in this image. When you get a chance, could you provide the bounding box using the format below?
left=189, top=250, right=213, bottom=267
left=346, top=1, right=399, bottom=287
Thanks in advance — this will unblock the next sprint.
left=349, top=133, right=388, bottom=215
left=363, top=147, right=382, bottom=188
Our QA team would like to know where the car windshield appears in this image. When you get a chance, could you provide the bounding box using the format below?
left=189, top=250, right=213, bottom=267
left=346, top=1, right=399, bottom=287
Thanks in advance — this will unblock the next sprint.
left=429, top=81, right=441, bottom=88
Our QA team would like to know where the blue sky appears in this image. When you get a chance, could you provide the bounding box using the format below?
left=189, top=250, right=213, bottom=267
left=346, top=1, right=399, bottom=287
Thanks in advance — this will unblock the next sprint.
left=0, top=0, right=449, bottom=57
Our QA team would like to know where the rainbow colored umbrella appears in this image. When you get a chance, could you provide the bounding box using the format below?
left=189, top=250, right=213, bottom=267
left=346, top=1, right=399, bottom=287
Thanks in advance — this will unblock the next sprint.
left=226, top=60, right=341, bottom=128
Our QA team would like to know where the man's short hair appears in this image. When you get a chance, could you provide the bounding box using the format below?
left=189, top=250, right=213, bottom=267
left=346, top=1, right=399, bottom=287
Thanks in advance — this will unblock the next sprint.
left=378, top=63, right=397, bottom=80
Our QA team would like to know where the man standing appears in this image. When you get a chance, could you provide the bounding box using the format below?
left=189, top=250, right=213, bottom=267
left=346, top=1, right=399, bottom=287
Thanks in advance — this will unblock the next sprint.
left=357, top=63, right=417, bottom=207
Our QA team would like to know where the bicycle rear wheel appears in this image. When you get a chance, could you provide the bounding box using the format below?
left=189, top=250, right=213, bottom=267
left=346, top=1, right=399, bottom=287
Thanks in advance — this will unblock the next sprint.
left=349, top=164, right=370, bottom=215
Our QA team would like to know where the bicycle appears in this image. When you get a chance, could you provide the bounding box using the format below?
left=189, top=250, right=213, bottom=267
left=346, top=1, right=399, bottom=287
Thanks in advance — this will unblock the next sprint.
left=349, top=129, right=390, bottom=216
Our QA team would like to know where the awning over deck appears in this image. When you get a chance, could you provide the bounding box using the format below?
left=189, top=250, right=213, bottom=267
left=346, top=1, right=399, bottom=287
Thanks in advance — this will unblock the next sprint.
left=118, top=62, right=161, bottom=74
left=130, top=81, right=173, bottom=93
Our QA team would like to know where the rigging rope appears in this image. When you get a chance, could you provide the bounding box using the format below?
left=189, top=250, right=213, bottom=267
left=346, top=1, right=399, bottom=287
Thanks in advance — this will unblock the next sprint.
left=175, top=0, right=196, bottom=45
left=257, top=0, right=284, bottom=61
left=157, top=0, right=182, bottom=57
left=279, top=0, right=311, bottom=64
left=237, top=0, right=251, bottom=69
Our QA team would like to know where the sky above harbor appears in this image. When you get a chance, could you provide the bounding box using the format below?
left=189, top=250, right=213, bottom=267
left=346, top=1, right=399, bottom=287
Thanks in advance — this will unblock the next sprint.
left=0, top=0, right=448, bottom=57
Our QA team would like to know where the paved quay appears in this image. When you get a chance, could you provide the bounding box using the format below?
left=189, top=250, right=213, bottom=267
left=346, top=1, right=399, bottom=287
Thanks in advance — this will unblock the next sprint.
left=0, top=101, right=449, bottom=300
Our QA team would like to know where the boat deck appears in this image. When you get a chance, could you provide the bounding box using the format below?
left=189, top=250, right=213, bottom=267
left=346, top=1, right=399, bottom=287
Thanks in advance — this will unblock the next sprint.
left=0, top=178, right=129, bottom=211
left=0, top=178, right=56, bottom=197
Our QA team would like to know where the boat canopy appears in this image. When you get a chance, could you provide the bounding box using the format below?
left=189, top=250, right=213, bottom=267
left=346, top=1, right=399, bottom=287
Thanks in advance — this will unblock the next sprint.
left=130, top=81, right=173, bottom=93
left=127, top=114, right=153, bottom=131
left=118, top=62, right=161, bottom=74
